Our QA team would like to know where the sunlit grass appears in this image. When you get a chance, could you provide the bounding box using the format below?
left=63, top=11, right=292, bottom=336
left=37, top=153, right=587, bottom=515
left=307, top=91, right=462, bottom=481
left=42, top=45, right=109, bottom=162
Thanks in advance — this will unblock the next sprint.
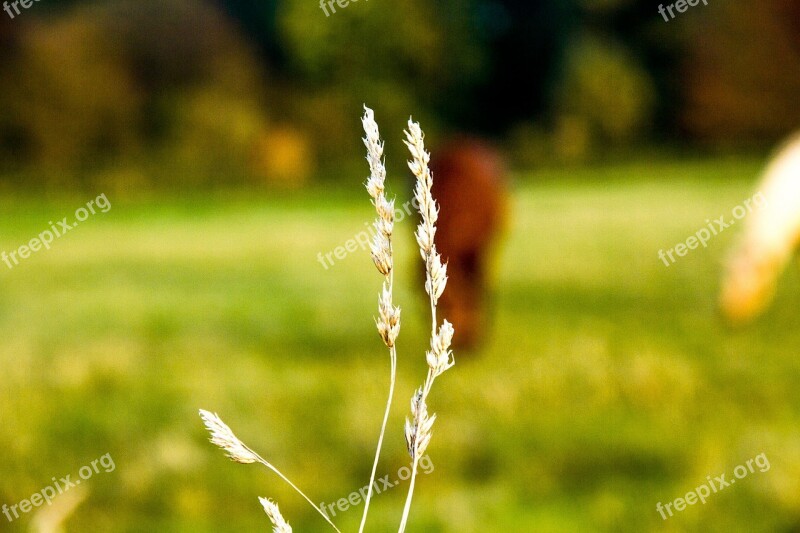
left=1, top=157, right=798, bottom=532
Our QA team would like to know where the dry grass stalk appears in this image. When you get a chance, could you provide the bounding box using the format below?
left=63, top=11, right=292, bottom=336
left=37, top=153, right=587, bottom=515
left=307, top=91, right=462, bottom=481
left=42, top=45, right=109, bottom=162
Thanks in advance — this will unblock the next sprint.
left=199, top=108, right=454, bottom=533
left=398, top=117, right=455, bottom=533
left=358, top=106, right=400, bottom=533
left=198, top=409, right=342, bottom=533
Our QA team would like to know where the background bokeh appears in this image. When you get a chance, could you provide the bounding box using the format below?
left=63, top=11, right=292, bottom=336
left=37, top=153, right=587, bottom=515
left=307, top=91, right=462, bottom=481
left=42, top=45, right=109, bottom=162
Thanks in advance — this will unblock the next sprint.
left=1, top=0, right=799, bottom=190
left=0, top=1, right=799, bottom=531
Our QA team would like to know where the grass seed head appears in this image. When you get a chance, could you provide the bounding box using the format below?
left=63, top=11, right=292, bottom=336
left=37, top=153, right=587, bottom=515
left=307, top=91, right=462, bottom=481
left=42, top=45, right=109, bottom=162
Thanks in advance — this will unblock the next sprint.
left=259, top=497, right=293, bottom=533
left=199, top=409, right=259, bottom=464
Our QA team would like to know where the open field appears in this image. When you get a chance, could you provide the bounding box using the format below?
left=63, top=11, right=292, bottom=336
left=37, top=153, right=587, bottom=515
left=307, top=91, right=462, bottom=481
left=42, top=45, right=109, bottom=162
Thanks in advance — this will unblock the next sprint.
left=1, top=157, right=799, bottom=532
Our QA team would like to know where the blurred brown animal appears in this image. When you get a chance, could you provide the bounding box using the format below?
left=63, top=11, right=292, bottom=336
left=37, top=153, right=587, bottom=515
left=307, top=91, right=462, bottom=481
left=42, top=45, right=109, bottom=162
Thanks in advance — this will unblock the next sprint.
left=427, top=138, right=508, bottom=350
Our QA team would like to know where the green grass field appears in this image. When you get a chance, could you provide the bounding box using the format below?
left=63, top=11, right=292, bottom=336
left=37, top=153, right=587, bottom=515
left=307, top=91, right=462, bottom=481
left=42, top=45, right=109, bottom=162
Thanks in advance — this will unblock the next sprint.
left=2, top=157, right=799, bottom=532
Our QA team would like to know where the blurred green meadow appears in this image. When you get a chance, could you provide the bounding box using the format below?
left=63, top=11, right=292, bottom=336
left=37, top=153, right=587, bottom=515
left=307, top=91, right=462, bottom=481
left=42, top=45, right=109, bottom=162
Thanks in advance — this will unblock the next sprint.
left=2, top=157, right=800, bottom=532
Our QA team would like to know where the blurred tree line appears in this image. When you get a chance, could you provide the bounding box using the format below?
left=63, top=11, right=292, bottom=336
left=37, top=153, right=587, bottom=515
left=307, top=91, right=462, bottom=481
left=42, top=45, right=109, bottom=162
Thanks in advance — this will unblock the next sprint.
left=0, top=0, right=797, bottom=191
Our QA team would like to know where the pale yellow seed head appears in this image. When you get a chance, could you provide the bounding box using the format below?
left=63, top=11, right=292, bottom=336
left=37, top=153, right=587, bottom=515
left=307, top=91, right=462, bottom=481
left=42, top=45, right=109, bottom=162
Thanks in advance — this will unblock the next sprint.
left=199, top=410, right=258, bottom=464
left=259, top=497, right=293, bottom=533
